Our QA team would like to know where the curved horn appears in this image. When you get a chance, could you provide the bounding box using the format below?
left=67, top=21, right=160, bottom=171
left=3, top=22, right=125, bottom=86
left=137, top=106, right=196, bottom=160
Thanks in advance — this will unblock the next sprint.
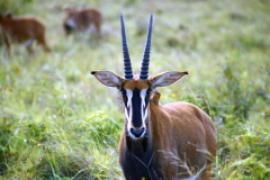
left=140, top=14, right=153, bottom=80
left=120, top=15, right=133, bottom=80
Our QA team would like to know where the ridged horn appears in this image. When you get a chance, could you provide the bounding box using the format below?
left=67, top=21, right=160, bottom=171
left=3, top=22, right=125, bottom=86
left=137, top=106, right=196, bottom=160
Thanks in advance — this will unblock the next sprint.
left=140, top=14, right=153, bottom=80
left=120, top=15, right=133, bottom=80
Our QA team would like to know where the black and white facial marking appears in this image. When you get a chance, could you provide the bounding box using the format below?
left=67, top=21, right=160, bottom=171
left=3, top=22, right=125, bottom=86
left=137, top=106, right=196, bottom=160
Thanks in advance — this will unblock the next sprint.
left=121, top=87, right=152, bottom=139
left=63, top=17, right=77, bottom=35
left=65, top=17, right=77, bottom=29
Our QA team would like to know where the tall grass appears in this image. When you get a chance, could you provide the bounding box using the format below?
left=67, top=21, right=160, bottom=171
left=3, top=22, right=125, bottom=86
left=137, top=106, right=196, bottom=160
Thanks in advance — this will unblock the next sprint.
left=0, top=0, right=270, bottom=179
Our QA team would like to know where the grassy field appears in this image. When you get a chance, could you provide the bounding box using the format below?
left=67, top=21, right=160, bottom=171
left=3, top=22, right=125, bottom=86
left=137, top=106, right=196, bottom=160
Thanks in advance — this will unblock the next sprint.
left=0, top=0, right=270, bottom=179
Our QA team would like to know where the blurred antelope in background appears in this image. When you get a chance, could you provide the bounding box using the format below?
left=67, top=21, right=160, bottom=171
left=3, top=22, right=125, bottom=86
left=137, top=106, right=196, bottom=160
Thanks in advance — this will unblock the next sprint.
left=63, top=7, right=102, bottom=36
left=91, top=14, right=216, bottom=180
left=0, top=13, right=50, bottom=55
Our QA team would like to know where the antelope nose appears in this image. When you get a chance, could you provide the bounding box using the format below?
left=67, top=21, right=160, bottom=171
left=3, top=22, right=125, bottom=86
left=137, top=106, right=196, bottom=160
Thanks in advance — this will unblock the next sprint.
left=130, top=127, right=145, bottom=138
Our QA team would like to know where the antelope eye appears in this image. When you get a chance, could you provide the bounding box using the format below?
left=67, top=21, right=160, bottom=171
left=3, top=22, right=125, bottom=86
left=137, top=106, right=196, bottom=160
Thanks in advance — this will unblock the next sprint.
left=144, top=88, right=152, bottom=103
left=121, top=89, right=128, bottom=105
left=122, top=95, right=127, bottom=105
left=126, top=106, right=130, bottom=112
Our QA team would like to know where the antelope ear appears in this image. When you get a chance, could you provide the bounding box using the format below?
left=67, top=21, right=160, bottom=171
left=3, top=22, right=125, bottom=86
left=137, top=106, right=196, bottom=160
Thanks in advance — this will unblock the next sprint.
left=150, top=71, right=188, bottom=88
left=91, top=71, right=124, bottom=88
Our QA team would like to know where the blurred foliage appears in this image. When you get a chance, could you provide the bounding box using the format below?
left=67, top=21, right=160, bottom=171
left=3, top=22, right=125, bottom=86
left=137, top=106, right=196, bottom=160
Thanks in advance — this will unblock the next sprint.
left=0, top=0, right=270, bottom=179
left=0, top=0, right=35, bottom=14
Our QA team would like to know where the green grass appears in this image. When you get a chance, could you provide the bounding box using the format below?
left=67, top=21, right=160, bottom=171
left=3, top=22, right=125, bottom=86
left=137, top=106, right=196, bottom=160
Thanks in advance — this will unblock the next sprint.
left=0, top=0, right=270, bottom=179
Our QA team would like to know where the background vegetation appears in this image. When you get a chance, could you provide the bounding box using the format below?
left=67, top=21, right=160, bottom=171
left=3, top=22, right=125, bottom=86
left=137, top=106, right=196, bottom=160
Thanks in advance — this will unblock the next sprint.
left=0, top=0, right=269, bottom=179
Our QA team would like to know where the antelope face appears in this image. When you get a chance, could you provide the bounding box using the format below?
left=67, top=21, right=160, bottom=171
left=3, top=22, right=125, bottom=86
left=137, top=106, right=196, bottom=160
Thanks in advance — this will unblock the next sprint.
left=121, top=80, right=151, bottom=139
left=91, top=71, right=187, bottom=140
left=63, top=8, right=78, bottom=34
left=90, top=72, right=152, bottom=139
left=91, top=15, right=188, bottom=140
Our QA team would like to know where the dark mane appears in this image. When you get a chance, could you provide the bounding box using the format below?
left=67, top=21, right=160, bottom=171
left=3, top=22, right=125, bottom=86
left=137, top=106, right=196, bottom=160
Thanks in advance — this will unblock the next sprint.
left=120, top=136, right=163, bottom=180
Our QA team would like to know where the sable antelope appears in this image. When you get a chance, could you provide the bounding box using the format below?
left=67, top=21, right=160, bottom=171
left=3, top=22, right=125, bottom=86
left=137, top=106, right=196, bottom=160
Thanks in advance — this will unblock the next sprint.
left=91, top=15, right=216, bottom=179
left=63, top=7, right=102, bottom=36
left=0, top=13, right=50, bottom=55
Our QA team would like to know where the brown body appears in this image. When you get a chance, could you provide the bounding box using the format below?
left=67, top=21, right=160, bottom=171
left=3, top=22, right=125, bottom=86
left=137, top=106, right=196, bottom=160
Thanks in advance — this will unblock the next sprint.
left=0, top=14, right=50, bottom=54
left=63, top=8, right=102, bottom=36
left=118, top=87, right=216, bottom=179
left=91, top=14, right=216, bottom=179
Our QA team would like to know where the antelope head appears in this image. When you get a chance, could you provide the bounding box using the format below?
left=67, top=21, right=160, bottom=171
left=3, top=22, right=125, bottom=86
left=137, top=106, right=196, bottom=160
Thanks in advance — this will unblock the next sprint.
left=91, top=15, right=188, bottom=140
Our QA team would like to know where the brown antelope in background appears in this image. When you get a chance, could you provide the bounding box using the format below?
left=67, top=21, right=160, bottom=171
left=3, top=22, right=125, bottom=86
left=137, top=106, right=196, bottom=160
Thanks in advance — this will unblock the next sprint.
left=63, top=7, right=102, bottom=36
left=0, top=13, right=50, bottom=55
left=91, top=14, right=216, bottom=180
